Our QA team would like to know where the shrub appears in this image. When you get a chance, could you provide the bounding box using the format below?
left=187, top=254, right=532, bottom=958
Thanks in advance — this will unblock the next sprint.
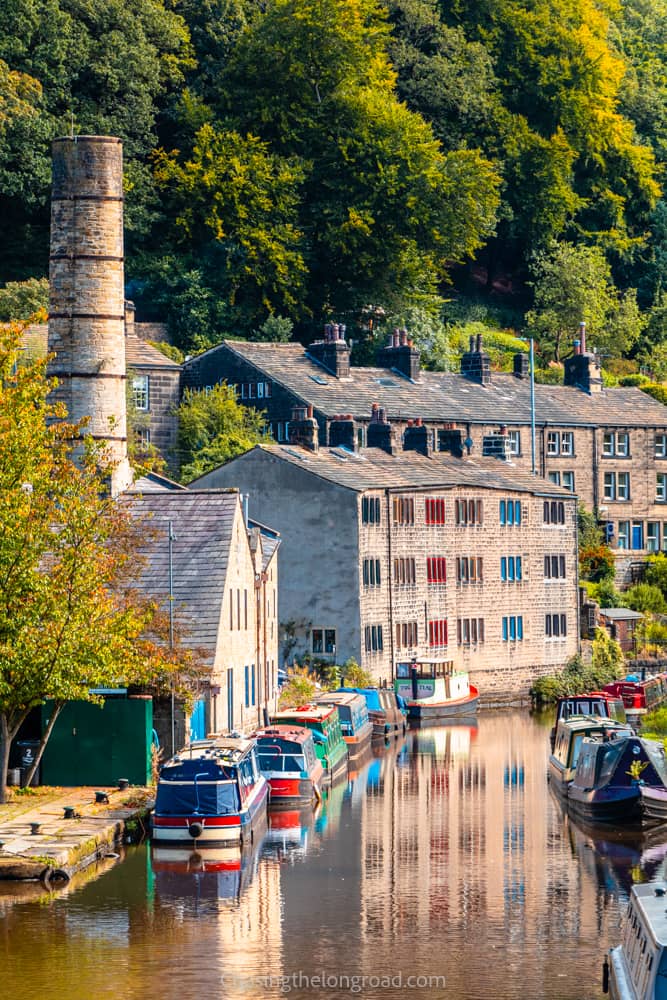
left=341, top=658, right=375, bottom=688
left=278, top=664, right=319, bottom=709
left=625, top=584, right=666, bottom=614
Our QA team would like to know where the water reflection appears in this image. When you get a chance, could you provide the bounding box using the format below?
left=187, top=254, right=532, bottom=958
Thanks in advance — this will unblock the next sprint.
left=0, top=712, right=654, bottom=999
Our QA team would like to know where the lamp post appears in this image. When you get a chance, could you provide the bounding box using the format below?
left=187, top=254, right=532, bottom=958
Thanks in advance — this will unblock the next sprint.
left=529, top=337, right=536, bottom=475
left=168, top=520, right=176, bottom=754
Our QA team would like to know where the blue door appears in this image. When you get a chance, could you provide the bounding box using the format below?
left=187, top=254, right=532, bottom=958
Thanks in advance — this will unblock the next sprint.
left=227, top=668, right=234, bottom=731
left=632, top=522, right=644, bottom=549
left=189, top=698, right=206, bottom=742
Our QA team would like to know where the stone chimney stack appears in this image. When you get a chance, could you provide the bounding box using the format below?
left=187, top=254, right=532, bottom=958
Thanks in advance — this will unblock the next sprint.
left=376, top=327, right=421, bottom=381
left=482, top=425, right=512, bottom=460
left=47, top=136, right=132, bottom=496
left=460, top=333, right=491, bottom=385
left=563, top=321, right=602, bottom=393
left=438, top=424, right=463, bottom=457
left=513, top=352, right=529, bottom=379
left=328, top=414, right=356, bottom=451
left=367, top=403, right=394, bottom=454
left=403, top=417, right=431, bottom=456
left=307, top=323, right=351, bottom=379
left=288, top=404, right=319, bottom=452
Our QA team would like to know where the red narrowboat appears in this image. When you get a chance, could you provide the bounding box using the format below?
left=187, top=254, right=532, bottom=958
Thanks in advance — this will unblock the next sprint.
left=254, top=725, right=324, bottom=806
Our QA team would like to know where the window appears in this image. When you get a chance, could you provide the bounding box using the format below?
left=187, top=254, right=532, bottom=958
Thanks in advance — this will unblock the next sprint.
left=501, top=556, right=523, bottom=582
left=648, top=522, right=660, bottom=553
left=394, top=557, right=416, bottom=585
left=428, top=619, right=448, bottom=647
left=604, top=472, right=630, bottom=501
left=502, top=615, right=524, bottom=641
left=544, top=554, right=566, bottom=579
left=456, top=556, right=483, bottom=583
left=457, top=618, right=485, bottom=645
left=312, top=628, right=337, bottom=654
left=456, top=498, right=483, bottom=525
left=362, top=496, right=381, bottom=524
left=395, top=622, right=418, bottom=649
left=656, top=434, right=667, bottom=458
left=273, top=421, right=289, bottom=443
left=427, top=557, right=447, bottom=583
left=364, top=625, right=383, bottom=652
left=658, top=474, right=667, bottom=502
left=500, top=499, right=522, bottom=525
left=507, top=430, right=521, bottom=455
left=562, top=471, right=575, bottom=492
left=548, top=472, right=560, bottom=486
left=136, top=426, right=151, bottom=449
left=132, top=374, right=149, bottom=411
left=244, top=665, right=250, bottom=708
left=545, top=614, right=567, bottom=638
left=425, top=498, right=446, bottom=525
left=603, top=431, right=630, bottom=457
left=393, top=497, right=415, bottom=524
left=543, top=501, right=565, bottom=524
left=363, top=558, right=381, bottom=586
left=617, top=521, right=630, bottom=549
left=547, top=431, right=574, bottom=456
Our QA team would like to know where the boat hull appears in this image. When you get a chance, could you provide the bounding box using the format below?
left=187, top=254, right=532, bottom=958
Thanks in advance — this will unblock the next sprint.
left=152, top=781, right=269, bottom=847
left=639, top=784, right=667, bottom=826
left=566, top=785, right=641, bottom=825
left=267, top=775, right=322, bottom=808
left=343, top=720, right=374, bottom=756
left=407, top=692, right=479, bottom=720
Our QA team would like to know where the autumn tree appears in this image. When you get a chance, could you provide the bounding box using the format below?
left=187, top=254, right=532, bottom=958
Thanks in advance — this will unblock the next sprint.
left=0, top=322, right=201, bottom=800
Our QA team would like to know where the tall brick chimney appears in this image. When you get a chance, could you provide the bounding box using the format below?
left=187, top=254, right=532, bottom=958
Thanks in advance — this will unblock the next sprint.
left=47, top=136, right=132, bottom=496
left=403, top=417, right=431, bottom=456
left=288, top=404, right=319, bottom=452
left=513, top=352, right=529, bottom=379
left=307, top=323, right=351, bottom=379
left=328, top=414, right=356, bottom=450
left=563, top=322, right=602, bottom=393
left=377, top=327, right=421, bottom=381
left=460, top=334, right=491, bottom=385
left=367, top=403, right=394, bottom=454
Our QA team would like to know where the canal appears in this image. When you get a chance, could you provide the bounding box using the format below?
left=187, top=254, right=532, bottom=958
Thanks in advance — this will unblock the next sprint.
left=0, top=710, right=658, bottom=1000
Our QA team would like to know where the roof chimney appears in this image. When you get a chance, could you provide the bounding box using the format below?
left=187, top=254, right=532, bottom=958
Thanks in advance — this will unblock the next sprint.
left=513, top=352, right=529, bottom=379
left=438, top=425, right=464, bottom=457
left=288, top=404, right=320, bottom=452
left=482, top=427, right=512, bottom=461
left=307, top=323, right=351, bottom=378
left=403, top=417, right=431, bottom=457
left=460, top=333, right=491, bottom=385
left=328, top=414, right=356, bottom=451
left=563, top=323, right=602, bottom=393
left=367, top=403, right=394, bottom=454
left=376, top=327, right=421, bottom=381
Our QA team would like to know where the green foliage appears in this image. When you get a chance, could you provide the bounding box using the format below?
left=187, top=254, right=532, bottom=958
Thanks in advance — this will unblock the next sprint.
left=176, top=383, right=269, bottom=482
left=0, top=278, right=49, bottom=321
left=625, top=583, right=666, bottom=614
left=594, top=579, right=626, bottom=609
left=150, top=341, right=185, bottom=364
left=278, top=665, right=319, bottom=709
left=530, top=644, right=624, bottom=706
left=619, top=373, right=651, bottom=386
left=578, top=505, right=615, bottom=582
left=641, top=707, right=667, bottom=737
left=644, top=553, right=667, bottom=597
left=341, top=658, right=375, bottom=687
left=251, top=314, right=294, bottom=343
left=640, top=382, right=667, bottom=406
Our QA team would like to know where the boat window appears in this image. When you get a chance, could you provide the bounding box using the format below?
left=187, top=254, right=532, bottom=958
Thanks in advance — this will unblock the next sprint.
left=644, top=740, right=667, bottom=783
left=239, top=757, right=255, bottom=786
left=597, top=742, right=625, bottom=784
left=282, top=755, right=306, bottom=771
left=570, top=734, right=586, bottom=768
left=258, top=752, right=282, bottom=770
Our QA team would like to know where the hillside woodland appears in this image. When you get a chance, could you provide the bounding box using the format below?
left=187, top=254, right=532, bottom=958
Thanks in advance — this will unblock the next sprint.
left=3, top=0, right=667, bottom=375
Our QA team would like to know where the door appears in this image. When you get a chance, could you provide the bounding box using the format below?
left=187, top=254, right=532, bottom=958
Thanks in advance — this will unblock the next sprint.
left=632, top=522, right=644, bottom=549
left=189, top=698, right=206, bottom=742
left=227, top=668, right=234, bottom=731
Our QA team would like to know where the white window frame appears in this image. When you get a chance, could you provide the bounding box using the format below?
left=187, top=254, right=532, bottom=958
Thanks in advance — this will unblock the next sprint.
left=604, top=472, right=616, bottom=501
left=561, top=471, right=575, bottom=492
left=617, top=521, right=630, bottom=549
left=656, top=434, right=667, bottom=458
left=617, top=472, right=630, bottom=500
left=657, top=474, right=667, bottom=503
left=560, top=432, right=574, bottom=456
left=507, top=430, right=521, bottom=456
left=616, top=432, right=630, bottom=457
left=132, top=374, right=149, bottom=412
left=648, top=522, right=660, bottom=553
left=547, top=431, right=560, bottom=456
left=602, top=432, right=614, bottom=457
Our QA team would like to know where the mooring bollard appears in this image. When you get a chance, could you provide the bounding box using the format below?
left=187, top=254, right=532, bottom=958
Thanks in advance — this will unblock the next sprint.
left=30, top=822, right=41, bottom=835
left=117, top=778, right=129, bottom=791
left=95, top=791, right=109, bottom=804
left=63, top=806, right=75, bottom=820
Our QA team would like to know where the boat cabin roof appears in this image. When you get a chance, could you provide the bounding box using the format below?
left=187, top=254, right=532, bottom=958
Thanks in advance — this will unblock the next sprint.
left=273, top=704, right=338, bottom=724
left=254, top=725, right=313, bottom=744
left=554, top=715, right=631, bottom=737
left=314, top=691, right=365, bottom=709
left=629, top=883, right=667, bottom=948
left=172, top=736, right=255, bottom=763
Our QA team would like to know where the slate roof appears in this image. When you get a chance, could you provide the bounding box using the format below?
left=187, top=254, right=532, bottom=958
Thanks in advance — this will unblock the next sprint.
left=209, top=340, right=667, bottom=428
left=225, top=444, right=574, bottom=497
left=599, top=608, right=644, bottom=621
left=248, top=519, right=281, bottom=571
left=130, top=471, right=188, bottom=492
left=122, top=489, right=241, bottom=664
left=125, top=333, right=181, bottom=370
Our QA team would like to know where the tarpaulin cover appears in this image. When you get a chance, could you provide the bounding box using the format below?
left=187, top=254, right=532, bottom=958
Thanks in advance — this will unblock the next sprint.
left=155, top=759, right=241, bottom=815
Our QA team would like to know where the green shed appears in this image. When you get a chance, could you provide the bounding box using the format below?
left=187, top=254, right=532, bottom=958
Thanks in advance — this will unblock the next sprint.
left=41, top=696, right=153, bottom=786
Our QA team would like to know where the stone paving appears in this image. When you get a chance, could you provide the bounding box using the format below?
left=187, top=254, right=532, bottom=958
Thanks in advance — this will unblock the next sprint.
left=0, top=786, right=153, bottom=877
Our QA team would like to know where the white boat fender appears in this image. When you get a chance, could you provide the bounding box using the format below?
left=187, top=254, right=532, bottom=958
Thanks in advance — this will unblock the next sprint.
left=602, top=956, right=609, bottom=994
left=188, top=821, right=203, bottom=838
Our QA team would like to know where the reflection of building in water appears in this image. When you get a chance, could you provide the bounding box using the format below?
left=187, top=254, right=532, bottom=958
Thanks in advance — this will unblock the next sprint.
left=358, top=716, right=619, bottom=990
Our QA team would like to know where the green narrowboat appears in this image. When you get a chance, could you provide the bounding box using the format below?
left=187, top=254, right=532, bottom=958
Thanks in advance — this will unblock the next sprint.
left=271, top=704, right=348, bottom=781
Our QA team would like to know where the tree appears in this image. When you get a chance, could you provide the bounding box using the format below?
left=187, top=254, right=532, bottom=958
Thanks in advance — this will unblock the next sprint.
left=0, top=321, right=201, bottom=801
left=176, top=382, right=269, bottom=482
left=526, top=242, right=645, bottom=361
left=0, top=278, right=49, bottom=321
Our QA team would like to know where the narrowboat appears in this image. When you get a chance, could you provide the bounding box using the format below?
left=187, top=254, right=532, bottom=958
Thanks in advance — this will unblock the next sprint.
left=253, top=725, right=324, bottom=807
left=567, top=731, right=667, bottom=824
left=336, top=686, right=407, bottom=739
left=549, top=692, right=627, bottom=751
left=314, top=690, right=374, bottom=755
left=549, top=716, right=634, bottom=796
left=394, top=659, right=478, bottom=720
left=151, top=736, right=269, bottom=847
left=603, top=676, right=665, bottom=716
left=271, top=704, right=348, bottom=781
left=605, top=883, right=667, bottom=999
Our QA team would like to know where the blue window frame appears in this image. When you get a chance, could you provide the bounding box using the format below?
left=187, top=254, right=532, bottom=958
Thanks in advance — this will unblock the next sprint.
left=502, top=615, right=524, bottom=641
left=500, top=500, right=506, bottom=526
left=500, top=499, right=522, bottom=526
left=244, top=665, right=250, bottom=708
left=501, top=556, right=522, bottom=582
left=251, top=664, right=256, bottom=706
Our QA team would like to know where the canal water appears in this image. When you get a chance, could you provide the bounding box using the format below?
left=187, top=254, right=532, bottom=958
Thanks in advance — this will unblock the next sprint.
left=0, top=710, right=660, bottom=1000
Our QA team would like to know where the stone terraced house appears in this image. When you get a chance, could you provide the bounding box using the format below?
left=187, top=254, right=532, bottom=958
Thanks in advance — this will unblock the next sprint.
left=190, top=412, right=579, bottom=699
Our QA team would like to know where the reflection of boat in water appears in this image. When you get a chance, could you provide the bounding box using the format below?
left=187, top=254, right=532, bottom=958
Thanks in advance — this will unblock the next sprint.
left=407, top=722, right=478, bottom=762
left=263, top=804, right=320, bottom=860
left=151, top=827, right=266, bottom=911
